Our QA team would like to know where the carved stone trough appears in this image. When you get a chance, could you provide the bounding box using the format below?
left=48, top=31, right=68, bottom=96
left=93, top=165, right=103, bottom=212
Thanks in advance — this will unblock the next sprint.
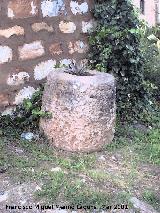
left=40, top=68, right=116, bottom=153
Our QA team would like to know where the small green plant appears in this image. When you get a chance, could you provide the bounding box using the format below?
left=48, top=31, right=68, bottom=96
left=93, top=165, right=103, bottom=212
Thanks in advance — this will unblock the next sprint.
left=0, top=85, right=51, bottom=134
left=64, top=60, right=90, bottom=76
left=106, top=121, right=160, bottom=165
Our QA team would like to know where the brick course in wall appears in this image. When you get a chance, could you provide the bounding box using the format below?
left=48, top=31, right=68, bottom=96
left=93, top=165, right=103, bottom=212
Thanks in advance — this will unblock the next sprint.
left=0, top=0, right=94, bottom=111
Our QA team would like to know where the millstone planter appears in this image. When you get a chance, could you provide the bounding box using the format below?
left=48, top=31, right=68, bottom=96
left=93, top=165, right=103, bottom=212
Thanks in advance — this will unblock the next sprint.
left=40, top=68, right=116, bottom=153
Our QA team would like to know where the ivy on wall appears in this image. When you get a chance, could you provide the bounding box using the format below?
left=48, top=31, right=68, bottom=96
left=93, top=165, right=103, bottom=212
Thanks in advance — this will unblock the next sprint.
left=88, top=0, right=152, bottom=121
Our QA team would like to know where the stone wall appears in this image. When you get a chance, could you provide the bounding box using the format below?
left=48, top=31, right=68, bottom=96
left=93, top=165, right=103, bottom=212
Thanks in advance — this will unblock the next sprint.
left=0, top=0, right=94, bottom=111
left=0, top=0, right=158, bottom=112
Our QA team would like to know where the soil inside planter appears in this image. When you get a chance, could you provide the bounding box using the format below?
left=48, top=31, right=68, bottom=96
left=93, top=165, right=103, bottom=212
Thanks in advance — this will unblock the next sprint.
left=65, top=71, right=95, bottom=76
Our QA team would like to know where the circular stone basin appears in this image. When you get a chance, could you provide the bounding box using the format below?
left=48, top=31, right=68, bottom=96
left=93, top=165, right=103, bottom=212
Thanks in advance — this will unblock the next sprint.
left=40, top=68, right=116, bottom=153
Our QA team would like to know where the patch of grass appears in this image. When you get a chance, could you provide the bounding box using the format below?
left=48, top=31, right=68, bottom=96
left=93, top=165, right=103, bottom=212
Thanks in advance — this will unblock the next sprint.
left=133, top=129, right=160, bottom=165
left=0, top=136, right=56, bottom=183
left=0, top=138, right=35, bottom=170
left=9, top=156, right=37, bottom=168
left=68, top=154, right=96, bottom=171
left=57, top=158, right=72, bottom=170
left=0, top=111, right=159, bottom=210
left=9, top=138, right=97, bottom=172
left=142, top=189, right=160, bottom=211
left=87, top=170, right=110, bottom=182
left=105, top=137, right=129, bottom=151
left=0, top=135, right=97, bottom=195
left=0, top=138, right=7, bottom=168
left=105, top=125, right=160, bottom=165
left=114, top=191, right=131, bottom=204
left=36, top=171, right=132, bottom=211
left=87, top=169, right=132, bottom=190
left=19, top=139, right=56, bottom=162
left=64, top=184, right=111, bottom=209
left=36, top=172, right=112, bottom=210
left=56, top=154, right=96, bottom=172
left=36, top=171, right=66, bottom=202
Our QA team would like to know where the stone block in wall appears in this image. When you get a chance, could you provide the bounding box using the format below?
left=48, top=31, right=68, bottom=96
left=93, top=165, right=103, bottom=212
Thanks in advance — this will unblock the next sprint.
left=49, top=43, right=62, bottom=55
left=18, top=41, right=45, bottom=60
left=14, top=86, right=37, bottom=105
left=82, top=20, right=96, bottom=33
left=0, top=46, right=12, bottom=64
left=34, top=59, right=56, bottom=81
left=7, top=72, right=30, bottom=86
left=59, top=21, right=76, bottom=33
left=8, top=0, right=38, bottom=19
left=41, top=0, right=66, bottom=17
left=70, top=1, right=88, bottom=15
left=68, top=41, right=88, bottom=54
left=31, top=22, right=54, bottom=32
left=0, top=26, right=24, bottom=38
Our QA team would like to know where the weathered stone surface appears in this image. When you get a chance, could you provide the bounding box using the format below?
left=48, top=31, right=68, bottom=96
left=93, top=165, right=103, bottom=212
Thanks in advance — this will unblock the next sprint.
left=0, top=26, right=24, bottom=38
left=14, top=86, right=37, bottom=105
left=0, top=182, right=42, bottom=213
left=40, top=69, right=116, bottom=152
left=7, top=72, right=30, bottom=86
left=0, top=46, right=12, bottom=64
left=49, top=43, right=62, bottom=55
left=130, top=197, right=159, bottom=213
left=70, top=1, right=88, bottom=15
left=0, top=192, right=8, bottom=203
left=31, top=22, right=54, bottom=32
left=41, top=0, right=66, bottom=17
left=8, top=0, right=38, bottom=19
left=19, top=41, right=45, bottom=60
left=59, top=21, right=76, bottom=33
left=68, top=41, right=88, bottom=54
left=82, top=20, right=96, bottom=33
left=34, top=59, right=56, bottom=80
